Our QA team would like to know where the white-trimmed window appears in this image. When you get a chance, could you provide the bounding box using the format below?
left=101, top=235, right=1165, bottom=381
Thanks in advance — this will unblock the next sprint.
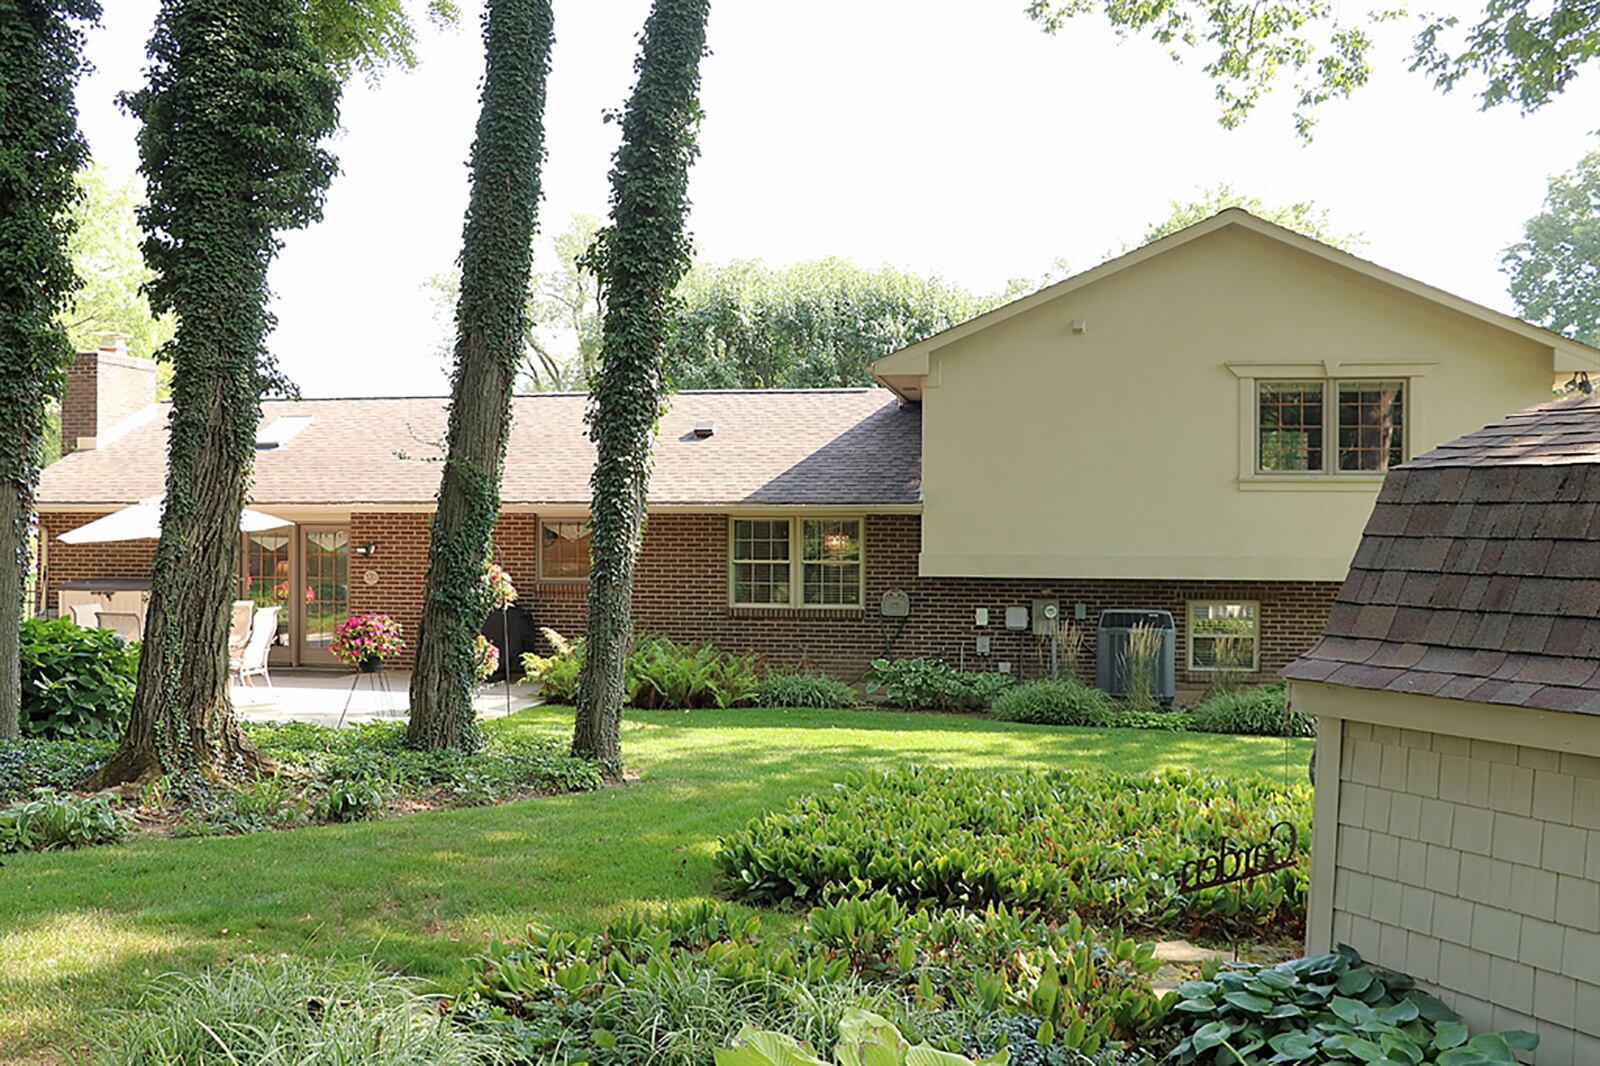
left=1188, top=601, right=1259, bottom=672
left=539, top=519, right=592, bottom=581
left=730, top=517, right=863, bottom=608
left=1257, top=379, right=1405, bottom=474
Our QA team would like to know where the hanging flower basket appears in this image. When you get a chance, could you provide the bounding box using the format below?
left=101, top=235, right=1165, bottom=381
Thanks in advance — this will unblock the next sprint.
left=485, top=560, right=517, bottom=610
left=472, top=633, right=500, bottom=683
left=330, top=614, right=406, bottom=671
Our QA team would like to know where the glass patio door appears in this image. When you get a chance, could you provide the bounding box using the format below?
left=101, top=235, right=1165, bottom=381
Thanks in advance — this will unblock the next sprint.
left=299, top=527, right=349, bottom=663
left=241, top=530, right=293, bottom=660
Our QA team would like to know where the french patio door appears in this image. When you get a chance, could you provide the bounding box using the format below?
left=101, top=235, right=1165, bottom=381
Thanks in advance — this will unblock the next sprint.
left=240, top=525, right=349, bottom=665
left=298, top=527, right=349, bottom=664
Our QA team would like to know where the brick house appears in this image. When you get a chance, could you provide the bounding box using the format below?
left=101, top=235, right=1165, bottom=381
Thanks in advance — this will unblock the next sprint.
left=35, top=211, right=1600, bottom=688
left=1286, top=394, right=1600, bottom=1064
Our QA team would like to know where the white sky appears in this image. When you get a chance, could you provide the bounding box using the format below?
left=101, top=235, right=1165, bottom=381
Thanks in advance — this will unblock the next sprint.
left=78, top=1, right=1600, bottom=398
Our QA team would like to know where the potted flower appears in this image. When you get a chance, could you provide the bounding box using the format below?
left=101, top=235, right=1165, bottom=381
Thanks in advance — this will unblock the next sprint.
left=330, top=613, right=406, bottom=672
left=472, top=633, right=500, bottom=683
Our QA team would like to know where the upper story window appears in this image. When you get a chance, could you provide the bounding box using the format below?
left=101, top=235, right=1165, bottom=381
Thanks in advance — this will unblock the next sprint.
left=539, top=519, right=591, bottom=581
left=730, top=517, right=863, bottom=608
left=1257, top=379, right=1404, bottom=474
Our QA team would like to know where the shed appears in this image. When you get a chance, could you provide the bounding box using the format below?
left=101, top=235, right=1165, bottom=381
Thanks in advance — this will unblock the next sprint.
left=1285, top=393, right=1600, bottom=1064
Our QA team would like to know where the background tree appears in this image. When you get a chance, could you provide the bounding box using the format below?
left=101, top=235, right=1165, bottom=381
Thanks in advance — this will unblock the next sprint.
left=571, top=0, right=711, bottom=772
left=1137, top=184, right=1360, bottom=249
left=0, top=0, right=101, bottom=740
left=87, top=0, right=340, bottom=788
left=62, top=164, right=178, bottom=363
left=305, top=0, right=460, bottom=78
left=406, top=0, right=554, bottom=751
left=1503, top=140, right=1600, bottom=348
left=1026, top=2, right=1598, bottom=137
left=666, top=259, right=995, bottom=389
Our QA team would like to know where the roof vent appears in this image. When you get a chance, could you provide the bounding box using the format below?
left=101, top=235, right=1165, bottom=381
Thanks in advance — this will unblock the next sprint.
left=693, top=420, right=715, bottom=439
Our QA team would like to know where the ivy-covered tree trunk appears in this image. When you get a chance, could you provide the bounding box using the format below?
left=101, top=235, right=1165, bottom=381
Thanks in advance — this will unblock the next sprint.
left=86, top=0, right=338, bottom=789
left=406, top=0, right=554, bottom=752
left=571, top=0, right=711, bottom=773
left=0, top=1, right=100, bottom=740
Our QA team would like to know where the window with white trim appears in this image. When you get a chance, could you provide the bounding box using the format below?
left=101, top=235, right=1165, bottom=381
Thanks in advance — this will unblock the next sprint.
left=730, top=517, right=863, bottom=608
left=1257, top=379, right=1405, bottom=474
left=1188, top=601, right=1259, bottom=672
left=539, top=519, right=592, bottom=581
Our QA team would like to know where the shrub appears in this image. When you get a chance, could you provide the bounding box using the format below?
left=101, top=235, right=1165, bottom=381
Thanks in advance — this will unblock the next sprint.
left=1190, top=684, right=1313, bottom=738
left=631, top=636, right=761, bottom=709
left=97, top=959, right=505, bottom=1065
left=522, top=627, right=585, bottom=703
left=715, top=766, right=1311, bottom=937
left=864, top=658, right=1012, bottom=712
left=1108, top=708, right=1194, bottom=732
left=755, top=671, right=859, bottom=709
left=0, top=737, right=115, bottom=802
left=464, top=897, right=1162, bottom=1066
left=989, top=679, right=1113, bottom=726
left=1165, top=945, right=1537, bottom=1066
left=0, top=790, right=127, bottom=852
left=18, top=616, right=138, bottom=739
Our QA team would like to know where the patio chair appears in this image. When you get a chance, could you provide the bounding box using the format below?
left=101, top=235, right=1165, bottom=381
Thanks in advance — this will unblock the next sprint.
left=69, top=602, right=103, bottom=628
left=231, top=606, right=280, bottom=688
left=96, top=612, right=142, bottom=642
left=228, top=599, right=255, bottom=656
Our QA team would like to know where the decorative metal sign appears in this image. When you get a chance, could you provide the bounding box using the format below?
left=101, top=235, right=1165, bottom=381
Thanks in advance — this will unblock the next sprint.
left=1176, top=821, right=1299, bottom=892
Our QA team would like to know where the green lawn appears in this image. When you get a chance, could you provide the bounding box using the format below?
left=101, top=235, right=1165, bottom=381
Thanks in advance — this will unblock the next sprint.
left=0, top=706, right=1312, bottom=1061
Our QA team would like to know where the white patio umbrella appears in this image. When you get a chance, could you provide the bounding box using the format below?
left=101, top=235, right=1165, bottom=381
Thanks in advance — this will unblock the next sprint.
left=56, top=495, right=293, bottom=544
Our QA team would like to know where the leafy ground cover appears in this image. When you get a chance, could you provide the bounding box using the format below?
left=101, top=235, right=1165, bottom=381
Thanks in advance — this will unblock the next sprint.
left=715, top=766, right=1310, bottom=938
left=0, top=706, right=1309, bottom=1060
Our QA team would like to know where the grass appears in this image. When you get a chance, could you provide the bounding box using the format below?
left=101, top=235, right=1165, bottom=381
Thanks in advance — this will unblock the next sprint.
left=0, top=706, right=1312, bottom=1061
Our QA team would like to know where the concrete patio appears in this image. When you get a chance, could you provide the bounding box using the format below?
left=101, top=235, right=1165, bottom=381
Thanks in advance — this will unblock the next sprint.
left=232, top=668, right=543, bottom=727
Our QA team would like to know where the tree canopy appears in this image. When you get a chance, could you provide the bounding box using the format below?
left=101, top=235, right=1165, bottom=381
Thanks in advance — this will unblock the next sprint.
left=1504, top=140, right=1600, bottom=347
left=1138, top=184, right=1360, bottom=249
left=305, top=0, right=460, bottom=79
left=1026, top=1, right=1599, bottom=138
left=62, top=163, right=176, bottom=363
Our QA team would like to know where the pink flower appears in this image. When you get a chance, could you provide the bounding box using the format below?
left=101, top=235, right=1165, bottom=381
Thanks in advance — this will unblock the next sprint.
left=330, top=613, right=407, bottom=667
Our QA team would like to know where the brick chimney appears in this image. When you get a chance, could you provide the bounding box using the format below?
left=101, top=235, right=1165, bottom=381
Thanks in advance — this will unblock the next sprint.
left=60, top=334, right=158, bottom=454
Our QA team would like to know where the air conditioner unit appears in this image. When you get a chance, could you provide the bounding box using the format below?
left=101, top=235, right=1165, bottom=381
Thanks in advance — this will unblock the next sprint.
left=1095, top=609, right=1176, bottom=705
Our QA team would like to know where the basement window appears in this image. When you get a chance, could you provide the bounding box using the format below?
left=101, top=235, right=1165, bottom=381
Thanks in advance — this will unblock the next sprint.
left=730, top=517, right=863, bottom=608
left=539, top=520, right=592, bottom=581
left=1187, top=601, right=1259, bottom=672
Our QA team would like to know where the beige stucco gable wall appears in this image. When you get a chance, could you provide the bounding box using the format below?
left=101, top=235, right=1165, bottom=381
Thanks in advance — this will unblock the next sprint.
left=915, top=227, right=1559, bottom=581
left=1295, top=682, right=1600, bottom=1064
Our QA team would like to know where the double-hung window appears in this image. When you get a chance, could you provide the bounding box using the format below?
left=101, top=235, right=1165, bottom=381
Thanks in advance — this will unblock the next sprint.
left=1187, top=601, right=1259, bottom=672
left=1257, top=379, right=1405, bottom=474
left=730, top=517, right=863, bottom=608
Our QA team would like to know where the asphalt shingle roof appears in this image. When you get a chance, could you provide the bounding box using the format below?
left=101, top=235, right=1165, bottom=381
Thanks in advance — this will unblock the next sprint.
left=37, top=389, right=922, bottom=508
left=1283, top=393, right=1600, bottom=715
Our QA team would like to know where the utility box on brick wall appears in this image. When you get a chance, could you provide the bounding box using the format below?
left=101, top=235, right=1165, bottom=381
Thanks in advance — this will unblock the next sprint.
left=1286, top=396, right=1600, bottom=1065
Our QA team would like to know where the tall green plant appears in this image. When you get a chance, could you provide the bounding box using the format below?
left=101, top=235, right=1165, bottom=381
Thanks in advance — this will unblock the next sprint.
left=0, top=0, right=101, bottom=740
left=87, top=0, right=340, bottom=788
left=571, top=0, right=712, bottom=773
left=406, top=0, right=554, bottom=752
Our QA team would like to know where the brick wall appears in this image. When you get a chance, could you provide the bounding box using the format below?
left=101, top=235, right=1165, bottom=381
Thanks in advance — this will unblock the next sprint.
left=38, top=512, right=158, bottom=614
left=36, top=509, right=1338, bottom=683
left=1329, top=721, right=1600, bottom=1063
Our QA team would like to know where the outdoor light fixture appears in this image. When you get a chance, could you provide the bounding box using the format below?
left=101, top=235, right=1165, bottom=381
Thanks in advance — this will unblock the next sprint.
left=354, top=542, right=378, bottom=557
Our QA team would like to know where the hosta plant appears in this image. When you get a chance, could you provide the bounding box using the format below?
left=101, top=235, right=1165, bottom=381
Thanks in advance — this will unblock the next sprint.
left=1167, top=945, right=1537, bottom=1066
left=0, top=790, right=127, bottom=852
left=718, top=1008, right=1010, bottom=1066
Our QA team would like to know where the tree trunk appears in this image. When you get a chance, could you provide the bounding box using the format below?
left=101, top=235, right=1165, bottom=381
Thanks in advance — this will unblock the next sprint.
left=571, top=0, right=710, bottom=774
left=86, top=382, right=264, bottom=789
left=406, top=0, right=553, bottom=751
left=0, top=484, right=24, bottom=739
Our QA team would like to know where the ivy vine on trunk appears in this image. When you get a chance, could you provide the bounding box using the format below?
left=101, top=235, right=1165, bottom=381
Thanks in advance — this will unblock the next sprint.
left=86, top=0, right=339, bottom=789
left=405, top=0, right=554, bottom=752
left=571, top=0, right=711, bottom=774
left=0, top=0, right=100, bottom=740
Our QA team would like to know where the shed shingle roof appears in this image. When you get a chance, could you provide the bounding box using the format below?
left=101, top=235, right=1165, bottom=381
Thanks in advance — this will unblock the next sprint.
left=1284, top=393, right=1600, bottom=714
left=37, top=389, right=921, bottom=508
